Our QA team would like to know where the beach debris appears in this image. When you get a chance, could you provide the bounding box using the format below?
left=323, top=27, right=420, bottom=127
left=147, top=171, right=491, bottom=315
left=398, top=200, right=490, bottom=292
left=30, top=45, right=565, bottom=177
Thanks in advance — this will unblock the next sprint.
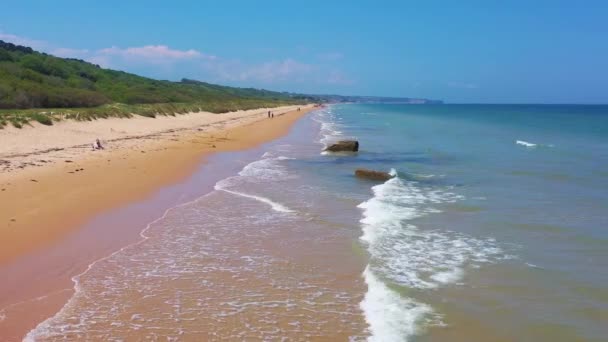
left=30, top=179, right=38, bottom=182
left=324, top=140, right=359, bottom=152
left=65, top=160, right=73, bottom=163
left=355, top=168, right=394, bottom=181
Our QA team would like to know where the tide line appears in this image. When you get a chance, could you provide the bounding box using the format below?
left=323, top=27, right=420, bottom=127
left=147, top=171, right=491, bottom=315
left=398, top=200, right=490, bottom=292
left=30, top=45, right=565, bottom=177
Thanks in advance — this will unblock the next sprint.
left=216, top=188, right=294, bottom=213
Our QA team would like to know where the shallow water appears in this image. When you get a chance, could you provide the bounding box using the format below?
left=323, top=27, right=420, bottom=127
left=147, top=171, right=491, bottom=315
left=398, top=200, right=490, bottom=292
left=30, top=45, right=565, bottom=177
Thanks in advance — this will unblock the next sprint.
left=322, top=104, right=608, bottom=341
left=26, top=104, right=608, bottom=341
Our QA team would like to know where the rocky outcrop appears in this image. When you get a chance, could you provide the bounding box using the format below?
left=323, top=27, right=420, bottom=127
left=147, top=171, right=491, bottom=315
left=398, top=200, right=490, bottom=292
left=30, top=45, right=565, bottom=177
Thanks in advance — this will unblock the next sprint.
left=324, top=140, right=359, bottom=152
left=355, top=168, right=394, bottom=181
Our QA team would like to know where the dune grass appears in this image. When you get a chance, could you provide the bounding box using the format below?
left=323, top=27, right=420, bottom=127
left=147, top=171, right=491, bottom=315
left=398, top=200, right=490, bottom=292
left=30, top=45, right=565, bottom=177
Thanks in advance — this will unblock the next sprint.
left=0, top=100, right=298, bottom=129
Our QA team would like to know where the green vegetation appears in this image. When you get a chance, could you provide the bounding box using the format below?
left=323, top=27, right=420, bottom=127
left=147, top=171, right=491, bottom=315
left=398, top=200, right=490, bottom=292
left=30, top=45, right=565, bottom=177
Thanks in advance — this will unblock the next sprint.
left=0, top=40, right=310, bottom=128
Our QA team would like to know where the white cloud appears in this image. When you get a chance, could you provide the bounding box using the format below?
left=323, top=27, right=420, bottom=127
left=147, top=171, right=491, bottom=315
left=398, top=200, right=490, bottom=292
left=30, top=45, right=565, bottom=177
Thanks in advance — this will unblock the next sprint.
left=200, top=58, right=317, bottom=83
left=0, top=32, right=213, bottom=67
left=97, top=45, right=214, bottom=62
left=0, top=32, right=47, bottom=50
left=82, top=45, right=216, bottom=70
left=51, top=47, right=90, bottom=59
left=1, top=31, right=353, bottom=86
left=203, top=58, right=354, bottom=86
left=87, top=55, right=112, bottom=68
left=236, top=59, right=315, bottom=82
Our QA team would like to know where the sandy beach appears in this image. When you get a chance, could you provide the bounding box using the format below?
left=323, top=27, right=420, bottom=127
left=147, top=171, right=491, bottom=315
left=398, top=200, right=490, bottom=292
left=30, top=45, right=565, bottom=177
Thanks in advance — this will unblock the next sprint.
left=0, top=105, right=314, bottom=340
left=0, top=105, right=312, bottom=264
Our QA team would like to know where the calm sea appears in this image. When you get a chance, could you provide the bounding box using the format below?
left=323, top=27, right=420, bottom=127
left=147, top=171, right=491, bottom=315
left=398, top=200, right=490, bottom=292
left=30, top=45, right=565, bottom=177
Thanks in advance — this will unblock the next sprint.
left=26, top=104, right=608, bottom=341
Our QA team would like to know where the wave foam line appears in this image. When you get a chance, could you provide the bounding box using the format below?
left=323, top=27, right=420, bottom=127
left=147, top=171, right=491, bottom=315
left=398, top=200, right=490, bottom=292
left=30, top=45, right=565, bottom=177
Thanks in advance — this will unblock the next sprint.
left=516, top=140, right=537, bottom=147
left=24, top=190, right=218, bottom=341
left=216, top=188, right=293, bottom=213
left=25, top=150, right=296, bottom=339
left=360, top=267, right=431, bottom=342
left=358, top=169, right=431, bottom=342
left=0, top=288, right=72, bottom=324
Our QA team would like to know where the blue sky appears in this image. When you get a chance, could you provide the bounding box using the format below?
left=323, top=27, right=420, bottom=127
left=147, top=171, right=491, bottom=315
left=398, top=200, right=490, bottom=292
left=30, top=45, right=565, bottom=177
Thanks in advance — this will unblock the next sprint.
left=2, top=1, right=607, bottom=103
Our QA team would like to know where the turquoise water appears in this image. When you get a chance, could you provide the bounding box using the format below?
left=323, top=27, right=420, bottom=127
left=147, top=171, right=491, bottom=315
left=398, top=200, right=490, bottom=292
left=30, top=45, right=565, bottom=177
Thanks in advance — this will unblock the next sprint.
left=313, top=103, right=608, bottom=340
left=26, top=104, right=608, bottom=341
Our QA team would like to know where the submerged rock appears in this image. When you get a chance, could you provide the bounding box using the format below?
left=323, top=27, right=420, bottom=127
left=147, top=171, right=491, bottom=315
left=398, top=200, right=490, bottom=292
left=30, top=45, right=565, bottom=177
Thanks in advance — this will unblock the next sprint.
left=324, top=140, right=359, bottom=152
left=355, top=168, right=394, bottom=181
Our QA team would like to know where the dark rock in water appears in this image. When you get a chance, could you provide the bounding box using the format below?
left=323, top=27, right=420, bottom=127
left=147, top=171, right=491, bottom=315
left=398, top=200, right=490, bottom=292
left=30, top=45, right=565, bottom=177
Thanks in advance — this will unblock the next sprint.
left=325, top=140, right=359, bottom=152
left=355, top=168, right=394, bottom=181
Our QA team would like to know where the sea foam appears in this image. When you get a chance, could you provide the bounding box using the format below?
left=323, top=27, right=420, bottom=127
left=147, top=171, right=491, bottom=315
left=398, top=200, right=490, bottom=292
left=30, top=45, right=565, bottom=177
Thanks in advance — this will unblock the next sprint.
left=360, top=267, right=432, bottom=342
left=516, top=140, right=537, bottom=147
left=214, top=154, right=296, bottom=213
left=216, top=187, right=293, bottom=213
left=357, top=169, right=503, bottom=340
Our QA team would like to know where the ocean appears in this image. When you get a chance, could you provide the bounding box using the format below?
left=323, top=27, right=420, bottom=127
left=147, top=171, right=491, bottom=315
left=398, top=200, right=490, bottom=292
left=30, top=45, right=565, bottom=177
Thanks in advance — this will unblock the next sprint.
left=26, top=104, right=608, bottom=341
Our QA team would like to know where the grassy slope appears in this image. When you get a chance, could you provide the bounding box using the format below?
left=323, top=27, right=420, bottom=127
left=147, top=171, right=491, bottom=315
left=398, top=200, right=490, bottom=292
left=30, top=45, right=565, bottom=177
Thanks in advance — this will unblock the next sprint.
left=0, top=40, right=312, bottom=128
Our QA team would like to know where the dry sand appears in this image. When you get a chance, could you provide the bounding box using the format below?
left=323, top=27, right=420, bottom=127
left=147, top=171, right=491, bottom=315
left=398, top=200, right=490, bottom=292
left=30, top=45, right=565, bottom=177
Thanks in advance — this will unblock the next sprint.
left=0, top=104, right=314, bottom=264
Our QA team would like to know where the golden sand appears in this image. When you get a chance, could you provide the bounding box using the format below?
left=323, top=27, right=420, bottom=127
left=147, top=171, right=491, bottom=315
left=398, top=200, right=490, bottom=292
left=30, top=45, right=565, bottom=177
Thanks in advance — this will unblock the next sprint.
left=0, top=105, right=315, bottom=340
left=0, top=105, right=313, bottom=264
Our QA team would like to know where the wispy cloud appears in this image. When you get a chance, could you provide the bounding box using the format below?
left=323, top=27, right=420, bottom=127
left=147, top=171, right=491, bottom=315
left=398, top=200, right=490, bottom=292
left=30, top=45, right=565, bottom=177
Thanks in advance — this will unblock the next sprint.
left=85, top=45, right=215, bottom=69
left=203, top=58, right=354, bottom=86
left=50, top=47, right=90, bottom=59
left=1, top=32, right=353, bottom=87
left=1, top=32, right=213, bottom=66
left=98, top=45, right=214, bottom=62
left=0, top=32, right=47, bottom=50
left=220, top=59, right=315, bottom=82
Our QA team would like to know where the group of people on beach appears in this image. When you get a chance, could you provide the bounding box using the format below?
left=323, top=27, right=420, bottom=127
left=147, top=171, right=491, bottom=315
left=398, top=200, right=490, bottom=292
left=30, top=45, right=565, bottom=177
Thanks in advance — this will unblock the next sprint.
left=267, top=107, right=301, bottom=119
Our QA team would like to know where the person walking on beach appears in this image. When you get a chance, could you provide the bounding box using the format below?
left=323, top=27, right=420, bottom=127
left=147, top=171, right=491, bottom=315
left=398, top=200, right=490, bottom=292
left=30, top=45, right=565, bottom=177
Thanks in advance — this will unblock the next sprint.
left=268, top=110, right=271, bottom=118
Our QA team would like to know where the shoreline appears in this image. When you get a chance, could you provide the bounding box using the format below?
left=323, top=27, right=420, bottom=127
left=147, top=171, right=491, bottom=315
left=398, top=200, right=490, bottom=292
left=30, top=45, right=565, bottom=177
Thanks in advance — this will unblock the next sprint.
left=0, top=105, right=314, bottom=340
left=0, top=104, right=313, bottom=264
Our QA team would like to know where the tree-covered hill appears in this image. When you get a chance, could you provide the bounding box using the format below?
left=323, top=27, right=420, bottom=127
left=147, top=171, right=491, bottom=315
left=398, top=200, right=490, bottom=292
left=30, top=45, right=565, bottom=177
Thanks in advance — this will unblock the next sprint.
left=0, top=39, right=440, bottom=129
left=0, top=40, right=305, bottom=110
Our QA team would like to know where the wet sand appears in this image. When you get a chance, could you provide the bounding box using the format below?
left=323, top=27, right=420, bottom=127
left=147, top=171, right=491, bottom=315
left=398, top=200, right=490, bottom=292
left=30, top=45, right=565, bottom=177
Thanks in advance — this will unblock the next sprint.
left=0, top=105, right=314, bottom=340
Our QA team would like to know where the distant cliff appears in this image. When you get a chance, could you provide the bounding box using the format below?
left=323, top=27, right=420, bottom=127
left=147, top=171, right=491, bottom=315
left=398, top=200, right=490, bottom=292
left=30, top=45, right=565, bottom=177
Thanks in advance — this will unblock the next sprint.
left=295, top=94, right=443, bottom=104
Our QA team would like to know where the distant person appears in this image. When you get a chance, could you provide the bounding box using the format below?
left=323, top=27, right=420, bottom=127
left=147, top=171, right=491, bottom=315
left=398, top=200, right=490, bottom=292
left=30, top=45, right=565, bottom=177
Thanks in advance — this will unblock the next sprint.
left=271, top=113, right=274, bottom=118
left=268, top=110, right=271, bottom=118
left=95, top=138, right=104, bottom=150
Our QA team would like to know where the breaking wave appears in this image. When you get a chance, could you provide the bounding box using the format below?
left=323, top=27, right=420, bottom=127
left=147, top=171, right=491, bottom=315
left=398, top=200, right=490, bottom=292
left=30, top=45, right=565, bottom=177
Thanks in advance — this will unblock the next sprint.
left=357, top=169, right=503, bottom=340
